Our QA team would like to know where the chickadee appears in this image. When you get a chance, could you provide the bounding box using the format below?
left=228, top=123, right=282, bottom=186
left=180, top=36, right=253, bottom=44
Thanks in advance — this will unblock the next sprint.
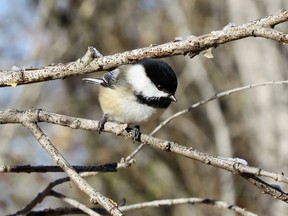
left=83, top=58, right=177, bottom=140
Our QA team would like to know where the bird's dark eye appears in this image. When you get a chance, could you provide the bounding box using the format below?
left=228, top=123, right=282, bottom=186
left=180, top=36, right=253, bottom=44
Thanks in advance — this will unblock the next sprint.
left=157, top=85, right=163, bottom=91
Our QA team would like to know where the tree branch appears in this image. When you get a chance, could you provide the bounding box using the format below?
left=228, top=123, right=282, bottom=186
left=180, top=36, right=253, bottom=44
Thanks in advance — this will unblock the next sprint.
left=0, top=10, right=287, bottom=87
left=25, top=197, right=257, bottom=216
left=10, top=173, right=98, bottom=216
left=50, top=190, right=101, bottom=216
left=0, top=163, right=118, bottom=173
left=151, top=80, right=288, bottom=135
left=1, top=108, right=288, bottom=203
left=21, top=121, right=123, bottom=216
left=119, top=198, right=257, bottom=216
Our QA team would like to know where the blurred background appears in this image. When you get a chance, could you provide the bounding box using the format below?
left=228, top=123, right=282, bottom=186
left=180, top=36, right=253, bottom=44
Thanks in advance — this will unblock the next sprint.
left=0, top=0, right=288, bottom=215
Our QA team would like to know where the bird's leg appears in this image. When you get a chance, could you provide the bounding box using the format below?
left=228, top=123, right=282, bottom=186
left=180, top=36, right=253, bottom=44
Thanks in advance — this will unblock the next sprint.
left=133, top=125, right=141, bottom=142
left=98, top=113, right=109, bottom=133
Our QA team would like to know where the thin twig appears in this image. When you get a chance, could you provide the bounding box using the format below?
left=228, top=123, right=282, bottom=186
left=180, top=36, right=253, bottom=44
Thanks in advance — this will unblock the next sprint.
left=126, top=80, right=288, bottom=160
left=26, top=197, right=257, bottom=216
left=119, top=198, right=257, bottom=216
left=0, top=163, right=117, bottom=173
left=50, top=190, right=101, bottom=216
left=151, top=80, right=288, bottom=135
left=9, top=173, right=98, bottom=216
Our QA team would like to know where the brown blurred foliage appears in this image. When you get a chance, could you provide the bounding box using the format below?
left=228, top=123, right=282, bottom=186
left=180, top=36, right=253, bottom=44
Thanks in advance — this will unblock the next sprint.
left=1, top=1, right=288, bottom=215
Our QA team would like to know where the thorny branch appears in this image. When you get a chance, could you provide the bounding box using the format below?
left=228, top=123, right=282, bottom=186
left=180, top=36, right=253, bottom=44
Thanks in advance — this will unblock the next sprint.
left=0, top=10, right=287, bottom=87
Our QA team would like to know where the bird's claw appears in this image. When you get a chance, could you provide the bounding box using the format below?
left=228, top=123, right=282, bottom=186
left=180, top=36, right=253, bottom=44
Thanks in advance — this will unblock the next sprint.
left=98, top=113, right=108, bottom=133
left=133, top=125, right=141, bottom=142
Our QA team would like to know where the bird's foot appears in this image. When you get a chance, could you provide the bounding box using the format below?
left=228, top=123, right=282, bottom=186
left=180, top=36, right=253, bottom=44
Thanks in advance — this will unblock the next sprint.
left=98, top=113, right=109, bottom=133
left=133, top=125, right=141, bottom=142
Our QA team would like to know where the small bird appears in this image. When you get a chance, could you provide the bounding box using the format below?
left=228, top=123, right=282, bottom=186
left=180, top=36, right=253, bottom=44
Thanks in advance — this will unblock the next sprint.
left=83, top=58, right=177, bottom=140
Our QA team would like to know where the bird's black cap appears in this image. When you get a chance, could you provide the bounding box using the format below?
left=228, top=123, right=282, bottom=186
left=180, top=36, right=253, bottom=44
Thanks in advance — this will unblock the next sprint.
left=136, top=58, right=177, bottom=95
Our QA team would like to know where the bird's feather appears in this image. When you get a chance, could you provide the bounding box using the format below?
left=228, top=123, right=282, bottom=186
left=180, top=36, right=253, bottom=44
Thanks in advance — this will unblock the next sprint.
left=82, top=68, right=120, bottom=88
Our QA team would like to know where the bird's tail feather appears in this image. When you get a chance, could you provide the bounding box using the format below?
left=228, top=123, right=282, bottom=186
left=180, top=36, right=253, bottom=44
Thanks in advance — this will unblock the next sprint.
left=82, top=78, right=103, bottom=85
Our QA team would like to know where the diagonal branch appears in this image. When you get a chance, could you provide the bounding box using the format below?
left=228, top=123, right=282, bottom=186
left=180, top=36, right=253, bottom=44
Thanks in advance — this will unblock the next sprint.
left=0, top=10, right=287, bottom=87
left=10, top=172, right=98, bottom=216
left=50, top=190, right=101, bottom=216
left=151, top=80, right=288, bottom=135
left=21, top=121, right=123, bottom=216
left=127, top=80, right=288, bottom=160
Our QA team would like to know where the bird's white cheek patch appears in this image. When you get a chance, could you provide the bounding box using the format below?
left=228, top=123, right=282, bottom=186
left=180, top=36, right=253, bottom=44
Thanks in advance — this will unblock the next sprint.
left=126, top=65, right=168, bottom=98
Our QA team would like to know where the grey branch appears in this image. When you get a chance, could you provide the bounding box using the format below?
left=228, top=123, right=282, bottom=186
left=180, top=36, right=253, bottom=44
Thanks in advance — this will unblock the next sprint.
left=151, top=80, right=288, bottom=135
left=21, top=121, right=123, bottom=216
left=1, top=108, right=288, bottom=203
left=0, top=163, right=118, bottom=173
left=50, top=190, right=102, bottom=216
left=119, top=198, right=257, bottom=216
left=10, top=172, right=98, bottom=216
left=0, top=10, right=287, bottom=87
left=25, top=197, right=257, bottom=216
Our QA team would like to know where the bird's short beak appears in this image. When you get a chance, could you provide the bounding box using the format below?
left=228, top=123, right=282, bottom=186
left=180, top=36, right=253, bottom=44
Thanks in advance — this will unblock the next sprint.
left=170, top=95, right=177, bottom=102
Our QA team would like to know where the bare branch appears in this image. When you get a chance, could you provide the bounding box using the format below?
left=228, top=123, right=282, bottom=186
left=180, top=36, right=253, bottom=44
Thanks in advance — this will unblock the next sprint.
left=119, top=198, right=257, bottom=216
left=241, top=174, right=288, bottom=202
left=124, top=80, right=288, bottom=163
left=0, top=163, right=117, bottom=173
left=10, top=173, right=98, bottom=216
left=2, top=7, right=287, bottom=216
left=1, top=108, right=288, bottom=202
left=25, top=197, right=257, bottom=216
left=50, top=190, right=101, bottom=216
left=0, top=10, right=287, bottom=87
left=138, top=135, right=288, bottom=202
left=151, top=80, right=288, bottom=135
left=21, top=121, right=123, bottom=216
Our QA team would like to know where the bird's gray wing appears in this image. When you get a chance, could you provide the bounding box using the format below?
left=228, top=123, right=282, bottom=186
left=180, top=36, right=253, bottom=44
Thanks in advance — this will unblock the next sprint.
left=82, top=68, right=120, bottom=88
left=102, top=68, right=120, bottom=87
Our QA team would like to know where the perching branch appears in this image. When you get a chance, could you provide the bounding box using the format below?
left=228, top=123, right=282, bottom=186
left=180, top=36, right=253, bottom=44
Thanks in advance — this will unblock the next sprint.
left=126, top=80, right=288, bottom=160
left=1, top=108, right=288, bottom=203
left=0, top=10, right=287, bottom=87
left=7, top=79, right=288, bottom=214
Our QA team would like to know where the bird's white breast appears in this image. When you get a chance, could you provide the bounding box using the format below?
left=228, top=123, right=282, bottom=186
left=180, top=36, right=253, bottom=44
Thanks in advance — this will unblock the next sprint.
left=99, top=86, right=164, bottom=123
